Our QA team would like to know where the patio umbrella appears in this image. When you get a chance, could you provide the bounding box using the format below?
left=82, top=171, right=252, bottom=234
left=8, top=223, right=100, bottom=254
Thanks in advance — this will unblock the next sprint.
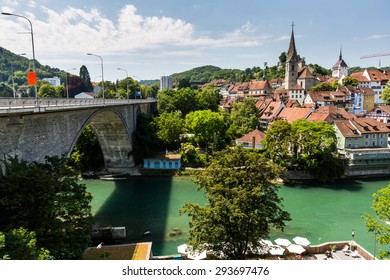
left=287, top=244, right=306, bottom=255
left=274, top=238, right=292, bottom=247
left=187, top=249, right=207, bottom=260
left=293, top=236, right=311, bottom=247
left=260, top=239, right=273, bottom=247
left=268, top=245, right=285, bottom=256
left=177, top=244, right=189, bottom=254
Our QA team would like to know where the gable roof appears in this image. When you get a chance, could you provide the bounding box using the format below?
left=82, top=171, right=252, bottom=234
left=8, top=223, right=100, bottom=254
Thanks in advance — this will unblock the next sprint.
left=277, top=107, right=312, bottom=122
left=236, top=129, right=266, bottom=144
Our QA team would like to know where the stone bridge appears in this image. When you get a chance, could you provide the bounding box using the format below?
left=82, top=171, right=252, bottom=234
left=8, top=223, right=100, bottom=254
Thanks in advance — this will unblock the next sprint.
left=0, top=98, right=157, bottom=173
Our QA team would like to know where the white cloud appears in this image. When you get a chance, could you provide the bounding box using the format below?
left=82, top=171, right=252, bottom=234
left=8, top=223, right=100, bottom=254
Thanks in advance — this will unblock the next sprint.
left=0, top=4, right=268, bottom=79
left=360, top=34, right=390, bottom=40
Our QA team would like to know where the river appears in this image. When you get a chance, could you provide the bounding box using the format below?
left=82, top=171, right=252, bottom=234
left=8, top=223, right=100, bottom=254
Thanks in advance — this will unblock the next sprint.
left=85, top=176, right=390, bottom=257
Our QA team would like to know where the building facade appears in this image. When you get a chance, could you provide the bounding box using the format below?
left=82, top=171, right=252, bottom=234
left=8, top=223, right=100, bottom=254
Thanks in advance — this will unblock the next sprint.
left=160, top=76, right=173, bottom=90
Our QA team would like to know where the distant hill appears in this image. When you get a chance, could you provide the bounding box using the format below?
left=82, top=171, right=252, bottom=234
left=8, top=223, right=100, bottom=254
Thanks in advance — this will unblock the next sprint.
left=139, top=79, right=159, bottom=86
left=0, top=46, right=67, bottom=86
left=171, top=65, right=243, bottom=85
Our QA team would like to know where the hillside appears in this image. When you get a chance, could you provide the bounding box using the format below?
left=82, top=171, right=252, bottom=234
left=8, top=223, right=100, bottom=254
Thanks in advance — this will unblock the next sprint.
left=0, top=46, right=67, bottom=87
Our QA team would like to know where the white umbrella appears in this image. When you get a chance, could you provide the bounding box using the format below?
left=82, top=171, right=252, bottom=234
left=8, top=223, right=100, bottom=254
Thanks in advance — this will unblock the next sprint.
left=260, top=239, right=273, bottom=247
left=268, top=245, right=285, bottom=256
left=177, top=243, right=189, bottom=254
left=293, top=236, right=311, bottom=247
left=287, top=244, right=306, bottom=255
left=274, top=238, right=292, bottom=247
left=187, top=250, right=207, bottom=260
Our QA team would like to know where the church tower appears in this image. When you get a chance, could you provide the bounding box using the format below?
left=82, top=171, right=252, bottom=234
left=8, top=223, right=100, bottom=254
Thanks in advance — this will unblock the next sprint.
left=285, top=23, right=299, bottom=89
left=332, top=47, right=349, bottom=78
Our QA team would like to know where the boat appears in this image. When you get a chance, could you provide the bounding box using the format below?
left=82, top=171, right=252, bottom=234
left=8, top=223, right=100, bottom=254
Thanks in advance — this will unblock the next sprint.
left=100, top=174, right=127, bottom=181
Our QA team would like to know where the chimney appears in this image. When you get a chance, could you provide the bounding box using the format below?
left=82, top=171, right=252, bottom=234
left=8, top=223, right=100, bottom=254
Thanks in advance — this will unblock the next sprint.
left=252, top=136, right=256, bottom=149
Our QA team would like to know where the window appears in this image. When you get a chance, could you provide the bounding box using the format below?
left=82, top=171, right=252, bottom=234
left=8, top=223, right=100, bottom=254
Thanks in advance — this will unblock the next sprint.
left=365, top=135, right=369, bottom=139
left=365, top=141, right=369, bottom=146
left=373, top=140, right=376, bottom=146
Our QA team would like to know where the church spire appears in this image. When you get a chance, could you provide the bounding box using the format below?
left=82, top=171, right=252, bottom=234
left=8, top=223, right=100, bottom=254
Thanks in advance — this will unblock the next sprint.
left=287, top=21, right=298, bottom=62
left=339, top=45, right=343, bottom=61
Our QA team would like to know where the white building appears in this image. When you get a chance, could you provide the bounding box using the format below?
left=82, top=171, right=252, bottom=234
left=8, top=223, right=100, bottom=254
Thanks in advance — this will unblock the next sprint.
left=350, top=69, right=390, bottom=104
left=332, top=49, right=349, bottom=79
left=42, top=76, right=61, bottom=87
left=160, top=76, right=173, bottom=90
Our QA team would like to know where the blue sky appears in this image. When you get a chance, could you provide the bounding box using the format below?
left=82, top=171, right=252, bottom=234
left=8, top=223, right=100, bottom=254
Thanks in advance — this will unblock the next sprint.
left=1, top=0, right=390, bottom=81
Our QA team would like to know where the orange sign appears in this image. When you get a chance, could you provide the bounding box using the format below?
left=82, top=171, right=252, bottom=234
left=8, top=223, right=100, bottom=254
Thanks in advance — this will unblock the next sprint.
left=27, top=71, right=37, bottom=85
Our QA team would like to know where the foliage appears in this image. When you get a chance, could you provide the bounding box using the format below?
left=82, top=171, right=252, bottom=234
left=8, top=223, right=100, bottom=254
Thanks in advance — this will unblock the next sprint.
left=133, top=114, right=160, bottom=164
left=38, top=83, right=61, bottom=98
left=153, top=111, right=184, bottom=149
left=68, top=75, right=87, bottom=97
left=264, top=119, right=343, bottom=182
left=362, top=184, right=390, bottom=259
left=79, top=65, right=93, bottom=92
left=0, top=228, right=52, bottom=260
left=381, top=82, right=390, bottom=105
left=341, top=76, right=359, bottom=87
left=308, top=64, right=332, bottom=77
left=0, top=156, right=94, bottom=259
left=180, top=146, right=291, bottom=259
left=228, top=97, right=260, bottom=137
left=179, top=143, right=204, bottom=164
left=310, top=81, right=338, bottom=91
left=196, top=85, right=222, bottom=111
left=185, top=110, right=225, bottom=148
left=68, top=124, right=104, bottom=173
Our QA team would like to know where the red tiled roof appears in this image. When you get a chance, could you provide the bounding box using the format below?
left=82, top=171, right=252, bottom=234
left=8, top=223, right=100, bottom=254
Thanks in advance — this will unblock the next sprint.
left=277, top=107, right=312, bottom=122
left=236, top=129, right=266, bottom=144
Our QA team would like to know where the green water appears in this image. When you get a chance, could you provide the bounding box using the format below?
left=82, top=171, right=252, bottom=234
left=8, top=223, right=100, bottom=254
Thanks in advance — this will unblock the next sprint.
left=85, top=176, right=390, bottom=257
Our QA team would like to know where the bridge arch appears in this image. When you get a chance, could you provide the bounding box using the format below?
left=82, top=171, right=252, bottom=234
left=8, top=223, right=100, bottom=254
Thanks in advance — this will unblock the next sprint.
left=70, top=108, right=134, bottom=173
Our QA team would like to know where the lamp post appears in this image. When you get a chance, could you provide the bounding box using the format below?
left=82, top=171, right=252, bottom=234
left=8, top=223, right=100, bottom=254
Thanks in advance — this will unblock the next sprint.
left=117, top=68, right=129, bottom=99
left=65, top=68, right=76, bottom=99
left=87, top=53, right=104, bottom=100
left=2, top=12, right=38, bottom=101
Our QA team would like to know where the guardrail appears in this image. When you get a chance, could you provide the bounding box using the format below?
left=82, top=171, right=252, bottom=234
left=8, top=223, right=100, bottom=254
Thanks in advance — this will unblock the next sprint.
left=0, top=97, right=155, bottom=109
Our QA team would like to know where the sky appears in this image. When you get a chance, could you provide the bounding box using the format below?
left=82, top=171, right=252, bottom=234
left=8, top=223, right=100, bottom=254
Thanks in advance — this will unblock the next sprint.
left=1, top=0, right=390, bottom=82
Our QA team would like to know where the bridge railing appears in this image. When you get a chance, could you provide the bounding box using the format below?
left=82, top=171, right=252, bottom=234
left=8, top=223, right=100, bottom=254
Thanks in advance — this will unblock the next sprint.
left=0, top=97, right=155, bottom=109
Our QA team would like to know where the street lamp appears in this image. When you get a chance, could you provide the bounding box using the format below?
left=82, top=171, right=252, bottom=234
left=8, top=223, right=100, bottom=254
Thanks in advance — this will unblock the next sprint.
left=11, top=52, right=26, bottom=98
left=2, top=12, right=38, bottom=100
left=65, top=68, right=76, bottom=99
left=87, top=53, right=104, bottom=99
left=117, top=68, right=129, bottom=99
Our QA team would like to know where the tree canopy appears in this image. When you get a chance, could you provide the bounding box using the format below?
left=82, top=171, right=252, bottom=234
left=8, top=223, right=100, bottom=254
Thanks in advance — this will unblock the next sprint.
left=180, top=146, right=290, bottom=259
left=0, top=156, right=93, bottom=259
left=362, top=184, right=390, bottom=259
left=264, top=119, right=343, bottom=182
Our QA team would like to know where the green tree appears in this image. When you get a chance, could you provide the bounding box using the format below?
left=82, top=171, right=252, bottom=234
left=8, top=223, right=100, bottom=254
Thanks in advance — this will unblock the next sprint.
left=264, top=120, right=293, bottom=167
left=0, top=156, right=93, bottom=259
left=196, top=85, right=222, bottom=111
left=133, top=114, right=160, bottom=164
left=38, top=83, right=60, bottom=98
left=55, top=85, right=66, bottom=98
left=157, top=88, right=199, bottom=116
left=0, top=228, right=51, bottom=260
left=342, top=76, right=359, bottom=87
left=381, top=81, right=390, bottom=105
left=79, top=65, right=93, bottom=92
left=68, top=124, right=104, bottom=173
left=362, top=184, right=390, bottom=259
left=265, top=119, right=342, bottom=182
left=185, top=110, right=225, bottom=148
left=180, top=146, right=291, bottom=259
left=310, top=81, right=338, bottom=91
left=229, top=97, right=260, bottom=137
left=154, top=111, right=184, bottom=149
